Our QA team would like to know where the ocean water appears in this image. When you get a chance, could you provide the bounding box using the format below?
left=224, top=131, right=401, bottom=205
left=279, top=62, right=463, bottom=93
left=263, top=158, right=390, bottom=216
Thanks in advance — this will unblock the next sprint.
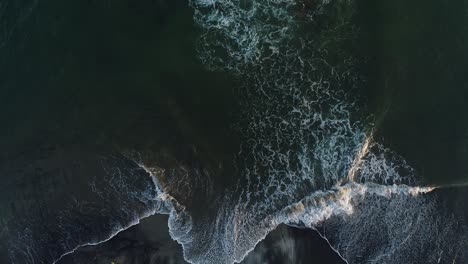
left=1, top=0, right=468, bottom=264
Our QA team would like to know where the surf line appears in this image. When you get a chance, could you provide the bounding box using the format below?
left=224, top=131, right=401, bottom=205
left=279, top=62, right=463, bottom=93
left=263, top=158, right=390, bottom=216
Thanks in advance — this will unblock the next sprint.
left=51, top=209, right=157, bottom=264
left=51, top=160, right=170, bottom=264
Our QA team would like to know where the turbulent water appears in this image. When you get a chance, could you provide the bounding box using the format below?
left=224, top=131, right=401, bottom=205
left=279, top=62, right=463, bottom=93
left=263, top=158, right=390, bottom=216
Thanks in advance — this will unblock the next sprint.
left=6, top=0, right=468, bottom=263
left=140, top=0, right=468, bottom=263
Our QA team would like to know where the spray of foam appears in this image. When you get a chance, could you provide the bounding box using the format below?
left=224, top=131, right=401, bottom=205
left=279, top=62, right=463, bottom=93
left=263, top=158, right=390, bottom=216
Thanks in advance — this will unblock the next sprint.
left=188, top=0, right=297, bottom=72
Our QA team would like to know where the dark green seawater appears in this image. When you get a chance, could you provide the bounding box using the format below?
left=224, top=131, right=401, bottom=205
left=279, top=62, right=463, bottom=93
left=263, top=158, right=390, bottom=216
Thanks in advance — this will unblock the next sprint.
left=1, top=0, right=468, bottom=263
left=0, top=0, right=240, bottom=164
left=356, top=0, right=468, bottom=185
